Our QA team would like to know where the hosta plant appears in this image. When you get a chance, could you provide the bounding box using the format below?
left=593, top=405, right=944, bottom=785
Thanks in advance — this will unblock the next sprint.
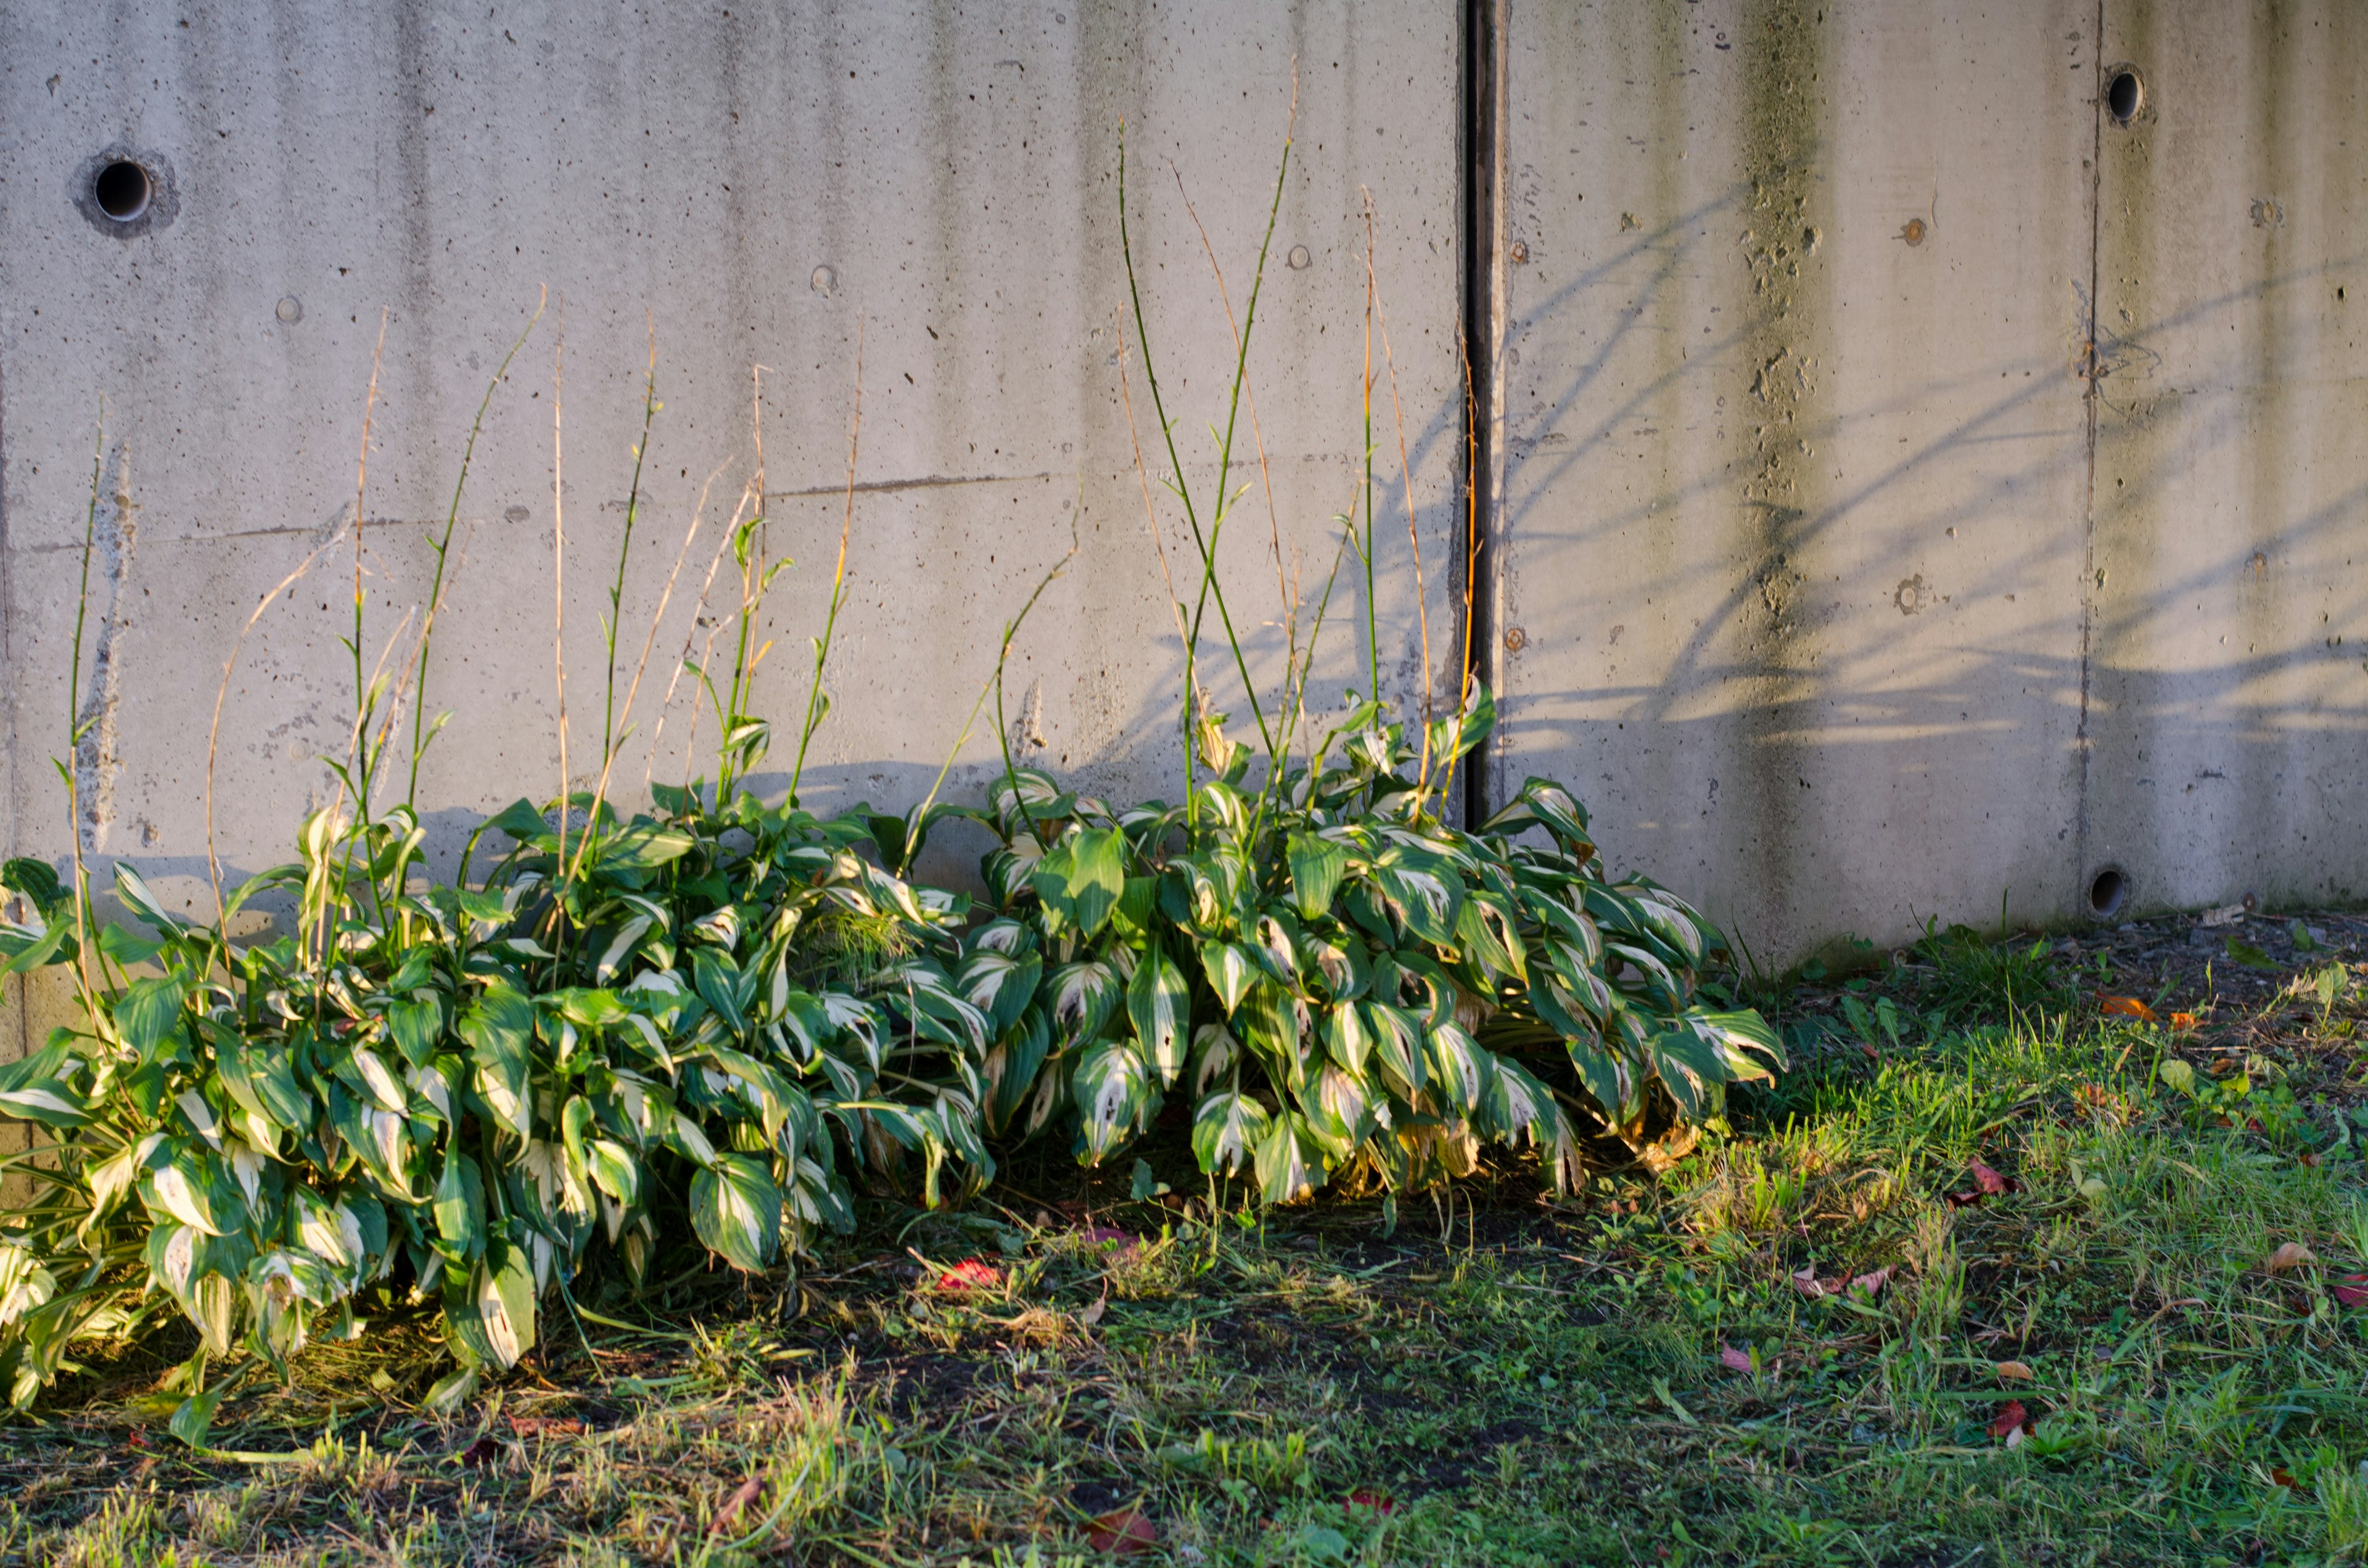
left=962, top=693, right=1784, bottom=1203
left=0, top=350, right=1006, bottom=1429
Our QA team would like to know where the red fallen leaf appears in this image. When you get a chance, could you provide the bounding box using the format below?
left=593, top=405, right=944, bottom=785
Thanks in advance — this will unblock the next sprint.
left=1790, top=1266, right=1828, bottom=1300
left=1718, top=1343, right=1754, bottom=1372
left=509, top=1414, right=587, bottom=1437
left=2333, top=1275, right=2368, bottom=1307
left=1849, top=1265, right=1893, bottom=1296
left=125, top=1429, right=150, bottom=1450
left=2272, top=1467, right=2301, bottom=1489
left=1086, top=1507, right=1157, bottom=1554
left=459, top=1435, right=503, bottom=1468
left=937, top=1258, right=1004, bottom=1291
left=711, top=1474, right=764, bottom=1534
left=2101, top=995, right=2160, bottom=1022
left=1968, top=1160, right=2020, bottom=1196
left=1346, top=1487, right=1396, bottom=1515
left=1990, top=1400, right=2033, bottom=1443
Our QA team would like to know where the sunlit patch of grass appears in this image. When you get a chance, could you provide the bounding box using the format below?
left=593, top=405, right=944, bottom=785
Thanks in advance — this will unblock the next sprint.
left=9, top=926, right=2368, bottom=1564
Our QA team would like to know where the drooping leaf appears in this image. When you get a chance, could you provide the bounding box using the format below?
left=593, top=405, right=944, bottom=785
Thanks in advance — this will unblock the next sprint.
left=1191, top=1088, right=1271, bottom=1177
left=1286, top=832, right=1348, bottom=921
left=1126, top=941, right=1190, bottom=1087
left=691, top=1152, right=781, bottom=1273
left=1072, top=1038, right=1154, bottom=1166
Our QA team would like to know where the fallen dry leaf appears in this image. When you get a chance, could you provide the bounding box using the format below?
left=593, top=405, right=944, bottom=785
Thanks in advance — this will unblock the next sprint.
left=1789, top=1266, right=1827, bottom=1300
left=2101, top=995, right=2160, bottom=1022
left=1994, top=1360, right=2035, bottom=1382
left=937, top=1257, right=1004, bottom=1292
left=1849, top=1266, right=1893, bottom=1297
left=1718, top=1343, right=1754, bottom=1373
left=1950, top=1159, right=2023, bottom=1208
left=2265, top=1242, right=2320, bottom=1276
left=2272, top=1467, right=2302, bottom=1490
left=1968, top=1159, right=2020, bottom=1196
left=711, top=1474, right=764, bottom=1535
left=1085, top=1507, right=1157, bottom=1554
left=2333, top=1275, right=2368, bottom=1308
left=508, top=1415, right=587, bottom=1437
left=1079, top=1295, right=1108, bottom=1326
left=2169, top=1012, right=2200, bottom=1030
left=1991, top=1400, right=2033, bottom=1443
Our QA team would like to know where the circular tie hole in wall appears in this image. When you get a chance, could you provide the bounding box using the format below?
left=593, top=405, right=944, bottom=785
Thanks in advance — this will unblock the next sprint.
left=2107, top=68, right=2144, bottom=125
left=94, top=159, right=152, bottom=221
left=2086, top=866, right=2130, bottom=922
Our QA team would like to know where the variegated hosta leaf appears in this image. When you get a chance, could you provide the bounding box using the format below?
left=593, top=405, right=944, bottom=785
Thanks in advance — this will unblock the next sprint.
left=1190, top=1024, right=1239, bottom=1098
left=1300, top=1064, right=1379, bottom=1159
left=1370, top=845, right=1463, bottom=946
left=1191, top=1088, right=1270, bottom=1176
left=1687, top=1009, right=1788, bottom=1078
left=1046, top=958, right=1124, bottom=1048
left=1200, top=940, right=1257, bottom=1016
left=690, top=1153, right=781, bottom=1273
left=1126, top=942, right=1190, bottom=1088
left=1071, top=1038, right=1154, bottom=1166
left=1423, top=1022, right=1495, bottom=1117
left=1252, top=1110, right=1327, bottom=1205
left=0, top=1241, right=56, bottom=1326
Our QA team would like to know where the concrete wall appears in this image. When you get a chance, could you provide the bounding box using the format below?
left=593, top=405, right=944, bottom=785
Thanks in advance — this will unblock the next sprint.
left=1479, top=0, right=2368, bottom=960
left=2, top=0, right=2364, bottom=1090
left=0, top=0, right=1468, bottom=1073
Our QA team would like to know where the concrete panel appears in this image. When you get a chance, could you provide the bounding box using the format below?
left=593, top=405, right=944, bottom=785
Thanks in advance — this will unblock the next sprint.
left=0, top=1, right=1465, bottom=951
left=2084, top=1, right=2368, bottom=917
left=1486, top=0, right=2099, bottom=958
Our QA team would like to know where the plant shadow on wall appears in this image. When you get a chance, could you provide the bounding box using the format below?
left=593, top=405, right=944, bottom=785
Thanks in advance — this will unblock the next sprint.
left=0, top=96, right=1776, bottom=1443
left=1489, top=190, right=2368, bottom=932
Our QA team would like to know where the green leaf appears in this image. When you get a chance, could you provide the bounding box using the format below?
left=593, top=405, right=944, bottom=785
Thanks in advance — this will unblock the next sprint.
left=1127, top=942, right=1190, bottom=1088
left=113, top=861, right=187, bottom=935
left=1072, top=1037, right=1154, bottom=1165
left=1566, top=1036, right=1633, bottom=1120
left=469, top=1245, right=538, bottom=1369
left=596, top=822, right=697, bottom=871
left=458, top=984, right=535, bottom=1139
left=487, top=798, right=551, bottom=842
left=1424, top=1022, right=1494, bottom=1115
left=1371, top=845, right=1463, bottom=945
left=1060, top=827, right=1127, bottom=939
left=1191, top=1088, right=1270, bottom=1176
left=423, top=1365, right=480, bottom=1414
left=2226, top=935, right=2277, bottom=971
left=1, top=914, right=73, bottom=975
left=1286, top=832, right=1348, bottom=921
left=168, top=1382, right=232, bottom=1451
left=692, top=948, right=750, bottom=1035
left=691, top=1152, right=781, bottom=1273
left=387, top=998, right=443, bottom=1067
left=435, top=1149, right=488, bottom=1262
left=1200, top=941, right=1258, bottom=1016
left=1252, top=1110, right=1326, bottom=1205
left=0, top=1077, right=89, bottom=1128
left=1, top=858, right=64, bottom=918
left=115, top=974, right=188, bottom=1061
left=1046, top=959, right=1124, bottom=1047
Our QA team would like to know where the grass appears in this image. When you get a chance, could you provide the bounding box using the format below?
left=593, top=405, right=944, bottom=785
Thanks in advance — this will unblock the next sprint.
left=6, top=911, right=2368, bottom=1566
